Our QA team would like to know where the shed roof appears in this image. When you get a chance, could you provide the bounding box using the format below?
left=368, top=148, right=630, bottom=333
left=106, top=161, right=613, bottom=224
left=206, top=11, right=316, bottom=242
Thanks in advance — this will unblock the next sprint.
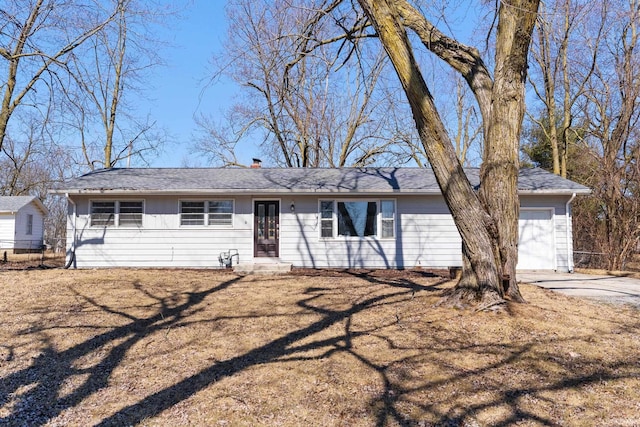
left=0, top=196, right=48, bottom=214
left=53, top=167, right=591, bottom=196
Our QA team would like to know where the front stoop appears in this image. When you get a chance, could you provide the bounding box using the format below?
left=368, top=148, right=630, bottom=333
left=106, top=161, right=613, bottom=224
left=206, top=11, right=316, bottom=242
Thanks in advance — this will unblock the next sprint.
left=233, top=263, right=292, bottom=275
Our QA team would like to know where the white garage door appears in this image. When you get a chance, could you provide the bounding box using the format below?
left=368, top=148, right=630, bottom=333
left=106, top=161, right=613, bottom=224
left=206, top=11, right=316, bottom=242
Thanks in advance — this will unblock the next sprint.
left=518, top=209, right=556, bottom=270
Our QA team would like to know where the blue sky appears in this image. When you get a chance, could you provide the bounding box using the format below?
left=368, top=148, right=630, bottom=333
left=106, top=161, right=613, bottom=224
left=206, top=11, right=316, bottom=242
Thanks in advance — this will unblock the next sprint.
left=142, top=1, right=486, bottom=168
left=143, top=2, right=242, bottom=167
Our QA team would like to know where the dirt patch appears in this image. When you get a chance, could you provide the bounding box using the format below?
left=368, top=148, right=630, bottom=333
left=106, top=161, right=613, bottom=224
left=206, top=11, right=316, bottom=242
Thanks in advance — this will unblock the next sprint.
left=290, top=267, right=449, bottom=279
left=0, top=252, right=65, bottom=271
left=0, top=269, right=639, bottom=426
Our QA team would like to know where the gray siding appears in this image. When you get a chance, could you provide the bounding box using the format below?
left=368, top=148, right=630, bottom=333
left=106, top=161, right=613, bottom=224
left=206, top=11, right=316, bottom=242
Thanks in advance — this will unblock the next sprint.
left=280, top=196, right=460, bottom=269
left=67, top=193, right=576, bottom=270
left=68, top=195, right=254, bottom=268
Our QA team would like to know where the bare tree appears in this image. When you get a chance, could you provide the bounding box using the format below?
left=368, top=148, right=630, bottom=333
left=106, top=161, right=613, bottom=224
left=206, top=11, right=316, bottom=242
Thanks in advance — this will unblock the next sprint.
left=527, top=0, right=602, bottom=177
left=198, top=0, right=406, bottom=168
left=207, top=0, right=537, bottom=305
left=0, top=0, right=119, bottom=155
left=573, top=0, right=640, bottom=270
left=346, top=0, right=539, bottom=305
left=64, top=0, right=169, bottom=169
left=452, top=78, right=482, bottom=166
left=526, top=0, right=640, bottom=270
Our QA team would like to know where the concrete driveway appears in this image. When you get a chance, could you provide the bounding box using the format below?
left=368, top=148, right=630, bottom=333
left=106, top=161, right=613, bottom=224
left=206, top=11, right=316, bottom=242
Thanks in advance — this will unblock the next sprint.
left=518, top=271, right=640, bottom=307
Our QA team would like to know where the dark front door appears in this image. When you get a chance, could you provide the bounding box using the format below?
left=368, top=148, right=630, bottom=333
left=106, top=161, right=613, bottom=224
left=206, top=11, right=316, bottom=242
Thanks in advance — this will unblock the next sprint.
left=254, top=200, right=279, bottom=257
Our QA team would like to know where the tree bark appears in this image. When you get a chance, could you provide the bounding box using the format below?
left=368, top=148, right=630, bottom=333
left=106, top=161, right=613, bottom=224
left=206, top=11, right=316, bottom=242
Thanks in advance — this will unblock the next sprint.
left=357, top=0, right=505, bottom=305
left=478, top=0, right=539, bottom=302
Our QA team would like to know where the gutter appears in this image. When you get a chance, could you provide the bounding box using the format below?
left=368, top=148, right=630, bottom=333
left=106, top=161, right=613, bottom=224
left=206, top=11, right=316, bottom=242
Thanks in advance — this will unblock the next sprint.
left=52, top=188, right=590, bottom=197
left=565, top=193, right=577, bottom=272
left=64, top=193, right=77, bottom=269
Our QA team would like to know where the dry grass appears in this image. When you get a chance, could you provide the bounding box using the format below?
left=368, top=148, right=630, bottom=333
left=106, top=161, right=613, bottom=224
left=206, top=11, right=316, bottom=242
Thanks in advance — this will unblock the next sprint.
left=0, top=268, right=639, bottom=426
left=575, top=268, right=640, bottom=280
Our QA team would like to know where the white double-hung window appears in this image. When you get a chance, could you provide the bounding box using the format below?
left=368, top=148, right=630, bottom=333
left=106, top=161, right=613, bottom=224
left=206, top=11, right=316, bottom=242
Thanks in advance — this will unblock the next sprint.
left=90, top=200, right=143, bottom=227
left=180, top=200, right=234, bottom=227
left=319, top=199, right=395, bottom=239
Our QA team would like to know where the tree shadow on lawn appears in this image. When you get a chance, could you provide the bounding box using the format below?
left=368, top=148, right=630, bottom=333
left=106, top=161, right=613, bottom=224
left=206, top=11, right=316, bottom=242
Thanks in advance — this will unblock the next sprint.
left=0, top=275, right=242, bottom=426
left=0, top=271, right=639, bottom=426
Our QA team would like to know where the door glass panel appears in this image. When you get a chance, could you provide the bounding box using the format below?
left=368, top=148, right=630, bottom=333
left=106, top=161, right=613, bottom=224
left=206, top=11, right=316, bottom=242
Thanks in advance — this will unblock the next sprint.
left=257, top=204, right=265, bottom=238
left=268, top=203, right=276, bottom=238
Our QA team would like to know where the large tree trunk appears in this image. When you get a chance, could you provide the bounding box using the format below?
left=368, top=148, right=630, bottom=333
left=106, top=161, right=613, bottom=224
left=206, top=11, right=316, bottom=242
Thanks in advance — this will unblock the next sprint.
left=357, top=0, right=505, bottom=306
left=479, top=0, right=539, bottom=303
left=358, top=0, right=540, bottom=306
left=395, top=0, right=539, bottom=302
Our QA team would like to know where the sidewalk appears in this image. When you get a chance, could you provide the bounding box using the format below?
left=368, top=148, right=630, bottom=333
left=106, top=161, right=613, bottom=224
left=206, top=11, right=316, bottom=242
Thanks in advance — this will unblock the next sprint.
left=518, top=271, right=640, bottom=307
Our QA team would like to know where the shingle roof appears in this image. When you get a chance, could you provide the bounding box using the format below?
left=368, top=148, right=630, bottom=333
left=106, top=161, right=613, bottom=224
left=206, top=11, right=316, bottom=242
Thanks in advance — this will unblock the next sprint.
left=52, top=167, right=591, bottom=195
left=0, top=196, right=46, bottom=213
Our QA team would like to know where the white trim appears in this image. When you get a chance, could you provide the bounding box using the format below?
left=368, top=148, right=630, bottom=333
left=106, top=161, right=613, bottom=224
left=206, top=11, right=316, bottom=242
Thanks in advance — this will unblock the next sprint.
left=566, top=193, right=576, bottom=272
left=54, top=188, right=592, bottom=196
left=66, top=193, right=76, bottom=268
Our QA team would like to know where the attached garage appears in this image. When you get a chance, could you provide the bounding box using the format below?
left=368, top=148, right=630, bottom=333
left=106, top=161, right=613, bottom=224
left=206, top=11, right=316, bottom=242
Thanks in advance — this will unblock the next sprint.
left=518, top=208, right=556, bottom=270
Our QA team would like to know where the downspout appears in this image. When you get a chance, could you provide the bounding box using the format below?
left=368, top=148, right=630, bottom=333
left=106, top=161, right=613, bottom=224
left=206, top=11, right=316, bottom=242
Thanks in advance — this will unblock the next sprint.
left=565, top=193, right=576, bottom=273
left=64, top=193, right=77, bottom=269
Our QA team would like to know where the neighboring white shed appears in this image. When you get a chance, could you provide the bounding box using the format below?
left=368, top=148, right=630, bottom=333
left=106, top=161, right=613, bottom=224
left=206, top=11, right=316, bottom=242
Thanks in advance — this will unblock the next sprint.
left=0, top=196, right=48, bottom=253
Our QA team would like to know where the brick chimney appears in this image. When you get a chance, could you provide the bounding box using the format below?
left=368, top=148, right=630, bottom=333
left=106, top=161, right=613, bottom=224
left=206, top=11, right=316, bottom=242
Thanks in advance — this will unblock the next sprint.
left=251, top=158, right=262, bottom=168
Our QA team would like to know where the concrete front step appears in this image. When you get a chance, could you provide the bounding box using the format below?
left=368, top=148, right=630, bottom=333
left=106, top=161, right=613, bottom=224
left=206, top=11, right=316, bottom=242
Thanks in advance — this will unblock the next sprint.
left=233, top=263, right=292, bottom=275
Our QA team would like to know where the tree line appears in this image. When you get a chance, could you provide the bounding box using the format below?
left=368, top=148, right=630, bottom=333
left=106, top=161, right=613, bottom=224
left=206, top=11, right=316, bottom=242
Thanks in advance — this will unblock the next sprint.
left=524, top=0, right=640, bottom=271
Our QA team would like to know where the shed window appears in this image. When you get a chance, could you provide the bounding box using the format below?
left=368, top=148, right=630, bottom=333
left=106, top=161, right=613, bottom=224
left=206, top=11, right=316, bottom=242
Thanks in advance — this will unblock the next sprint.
left=26, top=214, right=33, bottom=235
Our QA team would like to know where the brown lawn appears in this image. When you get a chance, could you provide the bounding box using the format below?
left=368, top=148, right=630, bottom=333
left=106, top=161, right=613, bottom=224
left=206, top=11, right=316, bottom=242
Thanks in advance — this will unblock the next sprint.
left=0, top=267, right=639, bottom=426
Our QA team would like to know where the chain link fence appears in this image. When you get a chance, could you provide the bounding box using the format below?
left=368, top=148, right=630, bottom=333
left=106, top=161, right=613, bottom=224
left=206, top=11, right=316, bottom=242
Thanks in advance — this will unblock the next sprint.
left=0, top=237, right=66, bottom=264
